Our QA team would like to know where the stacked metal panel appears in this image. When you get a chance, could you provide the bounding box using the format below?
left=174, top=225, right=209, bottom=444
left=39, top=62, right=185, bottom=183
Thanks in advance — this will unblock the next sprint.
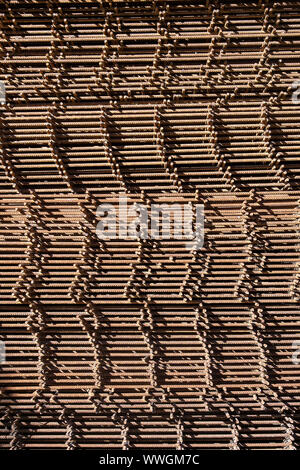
left=0, top=0, right=300, bottom=449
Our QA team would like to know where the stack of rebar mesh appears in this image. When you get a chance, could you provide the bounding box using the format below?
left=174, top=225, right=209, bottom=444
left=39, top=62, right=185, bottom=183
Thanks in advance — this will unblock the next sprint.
left=1, top=0, right=300, bottom=449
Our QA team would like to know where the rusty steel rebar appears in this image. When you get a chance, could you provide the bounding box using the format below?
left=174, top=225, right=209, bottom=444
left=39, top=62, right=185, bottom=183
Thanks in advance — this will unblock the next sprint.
left=0, top=0, right=300, bottom=450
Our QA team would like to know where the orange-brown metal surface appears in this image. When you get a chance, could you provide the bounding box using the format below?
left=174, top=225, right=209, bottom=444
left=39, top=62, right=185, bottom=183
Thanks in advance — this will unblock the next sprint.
left=0, top=0, right=300, bottom=449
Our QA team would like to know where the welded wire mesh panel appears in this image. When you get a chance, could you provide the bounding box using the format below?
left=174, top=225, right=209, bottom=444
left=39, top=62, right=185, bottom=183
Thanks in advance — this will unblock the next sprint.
left=0, top=0, right=300, bottom=450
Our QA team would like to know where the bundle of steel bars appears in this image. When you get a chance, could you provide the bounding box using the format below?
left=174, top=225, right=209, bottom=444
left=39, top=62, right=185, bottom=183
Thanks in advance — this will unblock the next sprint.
left=0, top=0, right=300, bottom=450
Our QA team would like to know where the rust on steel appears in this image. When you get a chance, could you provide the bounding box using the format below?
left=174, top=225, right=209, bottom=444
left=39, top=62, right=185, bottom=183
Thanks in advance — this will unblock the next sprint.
left=0, top=0, right=300, bottom=450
